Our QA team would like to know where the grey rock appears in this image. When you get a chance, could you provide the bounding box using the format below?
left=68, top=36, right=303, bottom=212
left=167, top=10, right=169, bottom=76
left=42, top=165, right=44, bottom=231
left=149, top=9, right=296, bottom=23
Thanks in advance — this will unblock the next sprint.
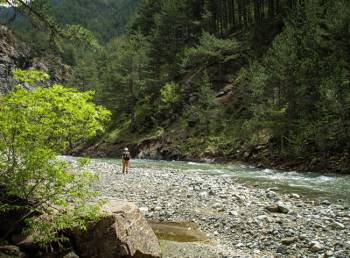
left=281, top=237, right=297, bottom=245
left=266, top=191, right=277, bottom=198
left=332, top=221, right=345, bottom=229
left=276, top=245, right=287, bottom=254
left=265, top=204, right=280, bottom=213
left=276, top=202, right=290, bottom=214
left=290, top=193, right=301, bottom=199
left=265, top=203, right=289, bottom=214
left=154, top=206, right=162, bottom=211
left=63, top=252, right=80, bottom=258
left=208, top=190, right=216, bottom=196
left=139, top=207, right=149, bottom=214
left=321, top=200, right=331, bottom=206
left=235, top=243, right=244, bottom=248
left=72, top=201, right=161, bottom=258
left=324, top=250, right=334, bottom=257
left=212, top=203, right=222, bottom=209
left=229, top=210, right=239, bottom=216
left=309, top=241, right=324, bottom=252
left=199, top=191, right=208, bottom=198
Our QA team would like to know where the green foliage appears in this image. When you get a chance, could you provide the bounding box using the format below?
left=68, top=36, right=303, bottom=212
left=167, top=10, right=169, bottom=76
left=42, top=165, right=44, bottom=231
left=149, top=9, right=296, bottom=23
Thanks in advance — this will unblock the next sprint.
left=130, top=0, right=161, bottom=36
left=62, top=24, right=101, bottom=49
left=77, top=157, right=91, bottom=167
left=1, top=0, right=140, bottom=43
left=184, top=73, right=217, bottom=135
left=99, top=33, right=155, bottom=130
left=0, top=69, right=110, bottom=245
left=151, top=0, right=189, bottom=66
left=50, top=0, right=140, bottom=42
left=237, top=1, right=350, bottom=155
left=132, top=0, right=204, bottom=81
left=182, top=32, right=240, bottom=69
left=13, top=68, right=50, bottom=84
left=159, top=82, right=180, bottom=111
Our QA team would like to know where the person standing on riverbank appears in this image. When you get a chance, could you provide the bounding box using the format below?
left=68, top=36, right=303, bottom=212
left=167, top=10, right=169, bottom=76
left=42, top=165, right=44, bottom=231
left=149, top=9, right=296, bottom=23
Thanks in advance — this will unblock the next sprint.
left=122, top=147, right=131, bottom=173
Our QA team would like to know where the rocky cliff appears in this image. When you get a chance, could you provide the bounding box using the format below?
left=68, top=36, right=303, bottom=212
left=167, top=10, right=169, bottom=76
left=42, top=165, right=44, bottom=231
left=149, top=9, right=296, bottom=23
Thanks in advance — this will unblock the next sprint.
left=0, top=25, right=72, bottom=93
left=0, top=25, right=30, bottom=93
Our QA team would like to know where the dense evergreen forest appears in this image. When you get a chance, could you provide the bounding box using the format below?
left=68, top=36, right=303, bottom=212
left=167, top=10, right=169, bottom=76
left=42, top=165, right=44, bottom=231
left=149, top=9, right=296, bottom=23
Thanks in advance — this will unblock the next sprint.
left=1, top=0, right=350, bottom=172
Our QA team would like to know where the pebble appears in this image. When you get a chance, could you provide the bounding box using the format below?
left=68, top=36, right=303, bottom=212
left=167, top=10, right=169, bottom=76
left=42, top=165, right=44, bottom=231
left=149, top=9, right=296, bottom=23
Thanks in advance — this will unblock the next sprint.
left=321, top=200, right=331, bottom=206
left=212, top=203, right=222, bottom=209
left=235, top=243, right=244, bottom=248
left=62, top=252, right=79, bottom=258
left=229, top=210, right=239, bottom=216
left=199, top=192, right=208, bottom=198
left=276, top=245, right=287, bottom=254
left=324, top=250, right=334, bottom=257
left=332, top=221, right=345, bottom=229
left=281, top=237, right=297, bottom=245
left=309, top=241, right=324, bottom=252
left=139, top=207, right=149, bottom=214
left=290, top=193, right=301, bottom=199
left=276, top=202, right=290, bottom=214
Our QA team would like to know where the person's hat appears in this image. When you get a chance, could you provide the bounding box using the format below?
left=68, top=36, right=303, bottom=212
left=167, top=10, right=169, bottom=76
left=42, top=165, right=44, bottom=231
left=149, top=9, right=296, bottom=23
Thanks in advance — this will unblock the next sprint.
left=124, top=147, right=129, bottom=151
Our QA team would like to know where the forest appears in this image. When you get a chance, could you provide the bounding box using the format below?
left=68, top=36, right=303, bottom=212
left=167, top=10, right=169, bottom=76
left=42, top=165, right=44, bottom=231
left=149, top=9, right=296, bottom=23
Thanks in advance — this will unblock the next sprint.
left=78, top=0, right=350, bottom=172
left=1, top=0, right=350, bottom=172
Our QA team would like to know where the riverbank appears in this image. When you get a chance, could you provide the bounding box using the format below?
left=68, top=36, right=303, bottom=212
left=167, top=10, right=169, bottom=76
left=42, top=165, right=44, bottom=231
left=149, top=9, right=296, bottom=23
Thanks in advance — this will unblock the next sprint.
left=78, top=134, right=350, bottom=175
left=70, top=157, right=350, bottom=258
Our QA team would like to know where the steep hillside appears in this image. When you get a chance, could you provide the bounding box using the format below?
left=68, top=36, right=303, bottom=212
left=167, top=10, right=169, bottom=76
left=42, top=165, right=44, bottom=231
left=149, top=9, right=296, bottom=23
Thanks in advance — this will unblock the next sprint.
left=78, top=0, right=350, bottom=174
left=0, top=0, right=140, bottom=42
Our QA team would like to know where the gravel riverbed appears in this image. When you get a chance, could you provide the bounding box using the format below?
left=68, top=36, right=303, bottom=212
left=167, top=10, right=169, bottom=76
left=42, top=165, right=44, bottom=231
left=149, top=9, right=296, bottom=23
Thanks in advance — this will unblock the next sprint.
left=71, top=158, right=350, bottom=258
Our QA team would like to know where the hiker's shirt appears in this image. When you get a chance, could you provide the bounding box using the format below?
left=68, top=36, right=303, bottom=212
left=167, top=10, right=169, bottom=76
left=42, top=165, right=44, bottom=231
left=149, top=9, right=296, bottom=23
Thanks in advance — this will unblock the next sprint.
left=122, top=151, right=130, bottom=160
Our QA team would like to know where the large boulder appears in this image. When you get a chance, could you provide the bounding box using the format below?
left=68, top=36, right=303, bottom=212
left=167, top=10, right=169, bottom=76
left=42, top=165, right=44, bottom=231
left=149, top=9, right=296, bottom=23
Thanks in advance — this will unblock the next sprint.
left=72, top=201, right=161, bottom=258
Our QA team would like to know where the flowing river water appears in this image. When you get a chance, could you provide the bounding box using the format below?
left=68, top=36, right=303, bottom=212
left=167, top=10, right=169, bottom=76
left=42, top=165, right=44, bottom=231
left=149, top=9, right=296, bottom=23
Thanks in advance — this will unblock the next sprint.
left=96, top=158, right=350, bottom=205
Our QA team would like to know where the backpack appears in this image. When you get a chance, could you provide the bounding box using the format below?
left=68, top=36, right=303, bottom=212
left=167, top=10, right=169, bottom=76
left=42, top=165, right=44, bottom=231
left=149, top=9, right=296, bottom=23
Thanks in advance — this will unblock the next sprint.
left=122, top=152, right=130, bottom=160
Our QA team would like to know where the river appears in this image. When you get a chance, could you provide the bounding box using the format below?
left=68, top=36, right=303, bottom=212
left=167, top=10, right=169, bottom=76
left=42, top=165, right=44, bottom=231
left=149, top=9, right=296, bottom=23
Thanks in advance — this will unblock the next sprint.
left=96, top=158, right=350, bottom=205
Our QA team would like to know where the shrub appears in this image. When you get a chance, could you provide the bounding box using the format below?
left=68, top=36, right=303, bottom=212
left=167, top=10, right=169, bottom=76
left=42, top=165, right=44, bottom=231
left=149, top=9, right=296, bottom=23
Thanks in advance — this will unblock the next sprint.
left=0, top=69, right=111, bottom=245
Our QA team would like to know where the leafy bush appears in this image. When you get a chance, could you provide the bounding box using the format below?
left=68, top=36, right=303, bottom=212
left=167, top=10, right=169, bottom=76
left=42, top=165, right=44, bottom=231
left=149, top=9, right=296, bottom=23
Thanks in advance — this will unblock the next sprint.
left=0, top=69, right=110, bottom=245
left=159, top=82, right=180, bottom=111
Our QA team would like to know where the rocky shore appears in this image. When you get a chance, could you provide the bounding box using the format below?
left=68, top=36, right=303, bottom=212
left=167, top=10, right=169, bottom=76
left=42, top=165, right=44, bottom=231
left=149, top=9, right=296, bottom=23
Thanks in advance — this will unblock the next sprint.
left=78, top=158, right=350, bottom=258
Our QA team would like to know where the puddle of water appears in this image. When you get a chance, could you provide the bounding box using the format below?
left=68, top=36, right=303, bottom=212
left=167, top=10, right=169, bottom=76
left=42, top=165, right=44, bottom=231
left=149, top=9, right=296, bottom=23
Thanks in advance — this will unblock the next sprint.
left=148, top=221, right=210, bottom=243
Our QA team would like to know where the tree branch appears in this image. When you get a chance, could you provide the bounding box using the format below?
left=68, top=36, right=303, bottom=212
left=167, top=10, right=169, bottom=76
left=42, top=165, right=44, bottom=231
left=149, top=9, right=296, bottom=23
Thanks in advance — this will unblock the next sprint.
left=5, top=0, right=61, bottom=36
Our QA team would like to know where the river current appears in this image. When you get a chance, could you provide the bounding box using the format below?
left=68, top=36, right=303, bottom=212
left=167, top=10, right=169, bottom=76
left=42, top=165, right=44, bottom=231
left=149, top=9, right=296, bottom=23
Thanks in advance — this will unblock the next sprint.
left=93, top=158, right=350, bottom=205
